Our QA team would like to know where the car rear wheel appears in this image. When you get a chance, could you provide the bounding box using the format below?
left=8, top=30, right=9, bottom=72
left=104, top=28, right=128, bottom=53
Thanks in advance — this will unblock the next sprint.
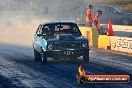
left=41, top=51, right=47, bottom=63
left=34, top=48, right=41, bottom=61
left=83, top=51, right=89, bottom=62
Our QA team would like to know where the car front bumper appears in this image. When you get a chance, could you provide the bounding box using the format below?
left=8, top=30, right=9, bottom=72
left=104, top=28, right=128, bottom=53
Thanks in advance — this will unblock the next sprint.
left=44, top=48, right=89, bottom=58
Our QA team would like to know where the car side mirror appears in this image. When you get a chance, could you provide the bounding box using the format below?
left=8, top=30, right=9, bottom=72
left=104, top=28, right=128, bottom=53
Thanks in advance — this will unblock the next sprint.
left=37, top=34, right=42, bottom=37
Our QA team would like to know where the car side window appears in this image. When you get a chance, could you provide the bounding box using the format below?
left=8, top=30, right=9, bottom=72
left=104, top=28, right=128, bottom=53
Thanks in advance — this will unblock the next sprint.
left=36, top=26, right=39, bottom=34
left=42, top=25, right=50, bottom=36
left=36, top=24, right=41, bottom=34
left=36, top=24, right=43, bottom=35
left=39, top=25, right=43, bottom=35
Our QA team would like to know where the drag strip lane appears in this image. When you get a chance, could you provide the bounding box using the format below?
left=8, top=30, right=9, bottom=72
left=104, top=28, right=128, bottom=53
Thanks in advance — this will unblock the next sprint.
left=0, top=74, right=28, bottom=88
left=0, top=43, right=132, bottom=88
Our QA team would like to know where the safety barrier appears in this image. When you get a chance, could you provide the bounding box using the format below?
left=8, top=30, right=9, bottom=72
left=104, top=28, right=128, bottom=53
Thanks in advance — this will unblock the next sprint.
left=110, top=36, right=132, bottom=54
left=112, top=25, right=132, bottom=32
left=98, top=35, right=111, bottom=49
left=98, top=35, right=132, bottom=54
left=79, top=26, right=132, bottom=54
left=102, top=24, right=132, bottom=32
left=79, top=27, right=99, bottom=47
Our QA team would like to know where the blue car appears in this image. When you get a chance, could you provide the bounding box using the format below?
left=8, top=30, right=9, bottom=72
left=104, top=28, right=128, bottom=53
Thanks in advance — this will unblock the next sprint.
left=33, top=21, right=89, bottom=63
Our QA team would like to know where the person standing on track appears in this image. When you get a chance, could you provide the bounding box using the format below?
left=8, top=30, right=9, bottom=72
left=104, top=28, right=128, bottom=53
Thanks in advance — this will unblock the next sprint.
left=93, top=10, right=103, bottom=34
left=86, top=5, right=94, bottom=27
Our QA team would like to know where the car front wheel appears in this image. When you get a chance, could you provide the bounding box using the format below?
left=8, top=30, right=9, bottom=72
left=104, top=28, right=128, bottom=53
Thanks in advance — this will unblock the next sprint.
left=34, top=48, right=41, bottom=61
left=83, top=51, right=89, bottom=62
left=41, top=51, right=47, bottom=63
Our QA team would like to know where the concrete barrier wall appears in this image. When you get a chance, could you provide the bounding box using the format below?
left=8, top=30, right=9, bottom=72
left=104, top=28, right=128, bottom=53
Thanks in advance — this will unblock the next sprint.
left=93, top=35, right=132, bottom=54
left=79, top=26, right=132, bottom=54
left=79, top=27, right=99, bottom=47
left=97, top=35, right=132, bottom=54
left=110, top=36, right=132, bottom=54
left=102, top=24, right=132, bottom=32
left=112, top=25, right=132, bottom=32
left=98, top=35, right=111, bottom=49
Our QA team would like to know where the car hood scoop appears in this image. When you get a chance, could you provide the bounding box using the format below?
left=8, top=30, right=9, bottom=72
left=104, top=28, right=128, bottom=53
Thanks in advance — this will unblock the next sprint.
left=56, top=34, right=75, bottom=40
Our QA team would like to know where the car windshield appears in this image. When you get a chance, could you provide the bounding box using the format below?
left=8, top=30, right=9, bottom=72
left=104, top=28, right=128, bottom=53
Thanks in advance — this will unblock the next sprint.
left=42, top=23, right=81, bottom=36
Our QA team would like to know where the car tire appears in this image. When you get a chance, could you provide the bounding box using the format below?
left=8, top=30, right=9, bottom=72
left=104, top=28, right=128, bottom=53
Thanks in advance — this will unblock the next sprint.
left=122, top=18, right=129, bottom=25
left=34, top=48, right=41, bottom=61
left=83, top=51, right=89, bottom=62
left=41, top=51, right=47, bottom=63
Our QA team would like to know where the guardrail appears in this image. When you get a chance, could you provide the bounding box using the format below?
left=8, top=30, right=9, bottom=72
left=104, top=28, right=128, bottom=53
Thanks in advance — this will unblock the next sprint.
left=79, top=27, right=99, bottom=47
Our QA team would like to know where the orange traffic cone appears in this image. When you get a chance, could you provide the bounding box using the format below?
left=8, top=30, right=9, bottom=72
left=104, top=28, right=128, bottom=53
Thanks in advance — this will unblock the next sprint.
left=107, top=20, right=114, bottom=36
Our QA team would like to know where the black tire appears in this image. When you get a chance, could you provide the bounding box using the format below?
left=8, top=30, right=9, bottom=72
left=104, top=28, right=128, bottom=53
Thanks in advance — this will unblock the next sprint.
left=34, top=48, right=41, bottom=61
left=83, top=50, right=89, bottom=62
left=41, top=51, right=47, bottom=63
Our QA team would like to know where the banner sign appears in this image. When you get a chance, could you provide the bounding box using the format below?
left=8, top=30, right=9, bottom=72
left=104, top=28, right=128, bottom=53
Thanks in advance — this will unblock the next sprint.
left=76, top=66, right=130, bottom=84
left=110, top=36, right=132, bottom=54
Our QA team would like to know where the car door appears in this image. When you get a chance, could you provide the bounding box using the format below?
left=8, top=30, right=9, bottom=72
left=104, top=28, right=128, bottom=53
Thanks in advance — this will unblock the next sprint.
left=39, top=25, right=48, bottom=51
left=34, top=24, right=43, bottom=51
